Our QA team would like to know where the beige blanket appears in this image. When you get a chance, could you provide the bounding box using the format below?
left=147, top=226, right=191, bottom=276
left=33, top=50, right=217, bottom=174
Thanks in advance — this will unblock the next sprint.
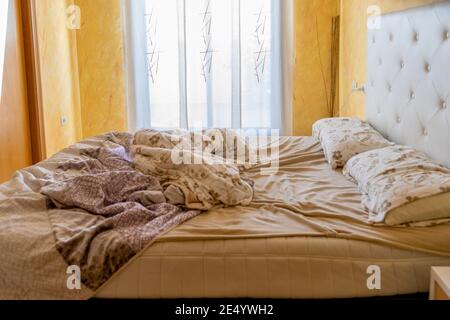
left=2, top=133, right=450, bottom=299
left=0, top=136, right=117, bottom=299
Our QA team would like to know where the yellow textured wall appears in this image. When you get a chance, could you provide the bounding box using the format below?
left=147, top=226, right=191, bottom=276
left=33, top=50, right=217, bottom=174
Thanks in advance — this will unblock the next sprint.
left=36, top=0, right=339, bottom=143
left=293, top=0, right=340, bottom=135
left=339, top=0, right=440, bottom=118
left=75, top=0, right=127, bottom=138
left=38, top=0, right=437, bottom=145
left=35, top=0, right=82, bottom=157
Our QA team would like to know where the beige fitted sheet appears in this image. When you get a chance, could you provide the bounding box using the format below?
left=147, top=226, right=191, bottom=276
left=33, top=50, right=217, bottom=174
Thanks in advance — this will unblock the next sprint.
left=156, top=136, right=450, bottom=257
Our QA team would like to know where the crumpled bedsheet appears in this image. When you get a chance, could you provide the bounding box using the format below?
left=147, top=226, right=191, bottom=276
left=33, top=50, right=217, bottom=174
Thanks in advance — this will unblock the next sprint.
left=131, top=129, right=254, bottom=210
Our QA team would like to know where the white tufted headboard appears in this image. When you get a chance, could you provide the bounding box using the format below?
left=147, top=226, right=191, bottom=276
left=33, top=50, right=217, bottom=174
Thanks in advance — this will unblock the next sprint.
left=366, top=1, right=450, bottom=168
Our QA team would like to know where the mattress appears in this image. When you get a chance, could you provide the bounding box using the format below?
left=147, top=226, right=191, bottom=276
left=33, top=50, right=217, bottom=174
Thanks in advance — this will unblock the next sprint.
left=95, top=236, right=450, bottom=299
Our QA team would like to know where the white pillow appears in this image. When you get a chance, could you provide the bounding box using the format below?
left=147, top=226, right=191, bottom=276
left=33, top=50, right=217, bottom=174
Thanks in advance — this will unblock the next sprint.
left=312, top=117, right=392, bottom=169
left=343, top=145, right=450, bottom=226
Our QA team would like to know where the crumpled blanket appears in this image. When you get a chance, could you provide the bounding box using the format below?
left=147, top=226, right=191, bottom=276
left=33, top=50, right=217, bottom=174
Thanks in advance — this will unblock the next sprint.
left=41, top=140, right=200, bottom=290
left=131, top=129, right=255, bottom=210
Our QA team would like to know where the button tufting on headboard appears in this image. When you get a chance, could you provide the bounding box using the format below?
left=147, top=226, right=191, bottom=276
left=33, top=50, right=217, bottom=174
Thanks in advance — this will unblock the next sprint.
left=366, top=1, right=450, bottom=168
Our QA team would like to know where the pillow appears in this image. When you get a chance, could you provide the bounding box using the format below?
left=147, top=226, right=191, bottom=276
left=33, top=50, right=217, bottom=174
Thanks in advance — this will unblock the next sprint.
left=343, top=145, right=450, bottom=226
left=312, top=117, right=392, bottom=169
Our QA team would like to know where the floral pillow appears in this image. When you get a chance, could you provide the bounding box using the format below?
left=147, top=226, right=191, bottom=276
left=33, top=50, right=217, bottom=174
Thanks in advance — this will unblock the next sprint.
left=343, top=145, right=450, bottom=226
left=312, top=117, right=392, bottom=169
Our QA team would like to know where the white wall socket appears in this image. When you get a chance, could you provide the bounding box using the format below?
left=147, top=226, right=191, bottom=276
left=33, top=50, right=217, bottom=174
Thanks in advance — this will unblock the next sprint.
left=60, top=116, right=68, bottom=127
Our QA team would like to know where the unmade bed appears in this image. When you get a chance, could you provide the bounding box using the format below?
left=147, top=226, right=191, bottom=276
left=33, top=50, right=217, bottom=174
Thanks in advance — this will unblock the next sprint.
left=2, top=134, right=450, bottom=299
left=95, top=135, right=450, bottom=299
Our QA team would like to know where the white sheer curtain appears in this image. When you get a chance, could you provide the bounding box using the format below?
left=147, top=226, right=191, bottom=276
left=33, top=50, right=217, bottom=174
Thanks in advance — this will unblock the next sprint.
left=123, top=0, right=293, bottom=134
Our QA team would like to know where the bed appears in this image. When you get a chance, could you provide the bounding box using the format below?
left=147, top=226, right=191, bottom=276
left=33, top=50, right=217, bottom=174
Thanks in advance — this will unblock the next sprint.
left=1, top=2, right=450, bottom=300
left=95, top=135, right=450, bottom=299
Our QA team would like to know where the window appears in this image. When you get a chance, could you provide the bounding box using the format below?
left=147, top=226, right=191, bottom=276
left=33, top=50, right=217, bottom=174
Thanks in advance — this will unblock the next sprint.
left=124, top=0, right=293, bottom=134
